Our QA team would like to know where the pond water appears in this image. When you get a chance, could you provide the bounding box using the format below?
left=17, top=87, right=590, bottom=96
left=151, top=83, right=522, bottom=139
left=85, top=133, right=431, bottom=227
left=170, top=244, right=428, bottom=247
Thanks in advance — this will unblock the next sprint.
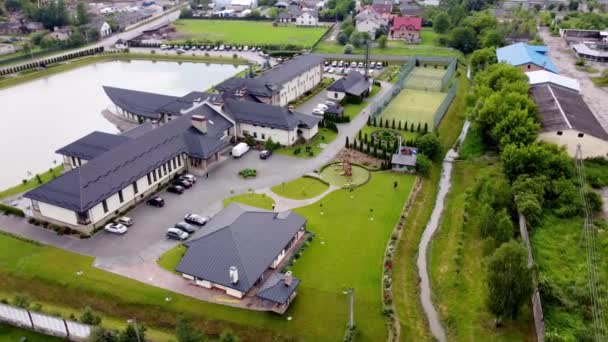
left=0, top=60, right=246, bottom=190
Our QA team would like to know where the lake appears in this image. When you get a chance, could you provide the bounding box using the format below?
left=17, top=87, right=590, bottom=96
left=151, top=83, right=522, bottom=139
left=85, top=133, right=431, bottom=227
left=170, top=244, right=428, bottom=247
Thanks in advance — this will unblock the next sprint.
left=0, top=60, right=246, bottom=190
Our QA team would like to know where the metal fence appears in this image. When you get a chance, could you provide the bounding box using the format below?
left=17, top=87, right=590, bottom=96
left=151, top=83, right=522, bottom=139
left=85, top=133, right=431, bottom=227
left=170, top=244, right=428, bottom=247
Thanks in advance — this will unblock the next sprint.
left=0, top=46, right=105, bottom=76
left=432, top=82, right=457, bottom=128
left=369, top=60, right=414, bottom=117
left=0, top=303, right=91, bottom=341
left=441, top=58, right=457, bottom=91
left=518, top=213, right=545, bottom=342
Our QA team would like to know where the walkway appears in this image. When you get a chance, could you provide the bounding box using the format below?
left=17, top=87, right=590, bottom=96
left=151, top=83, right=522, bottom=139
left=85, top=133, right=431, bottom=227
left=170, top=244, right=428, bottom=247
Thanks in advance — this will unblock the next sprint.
left=258, top=183, right=339, bottom=212
left=416, top=120, right=470, bottom=342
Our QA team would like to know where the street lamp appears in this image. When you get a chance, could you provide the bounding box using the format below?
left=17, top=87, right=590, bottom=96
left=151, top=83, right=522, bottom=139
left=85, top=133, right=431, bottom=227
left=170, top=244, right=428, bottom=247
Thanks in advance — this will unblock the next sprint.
left=126, top=319, right=141, bottom=342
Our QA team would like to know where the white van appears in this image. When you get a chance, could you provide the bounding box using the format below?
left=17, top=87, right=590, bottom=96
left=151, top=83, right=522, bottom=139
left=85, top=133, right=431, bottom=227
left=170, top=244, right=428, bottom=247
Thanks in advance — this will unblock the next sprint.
left=232, top=143, right=250, bottom=158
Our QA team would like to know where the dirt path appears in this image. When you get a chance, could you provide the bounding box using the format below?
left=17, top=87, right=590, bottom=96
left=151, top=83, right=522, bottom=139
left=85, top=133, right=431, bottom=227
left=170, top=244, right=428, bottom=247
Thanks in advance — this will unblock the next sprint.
left=539, top=27, right=608, bottom=131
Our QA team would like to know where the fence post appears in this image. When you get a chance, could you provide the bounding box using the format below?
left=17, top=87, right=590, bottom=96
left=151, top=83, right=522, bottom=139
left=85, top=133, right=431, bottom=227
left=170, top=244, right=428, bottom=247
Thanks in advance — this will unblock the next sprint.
left=26, top=309, right=34, bottom=329
left=63, top=319, right=70, bottom=338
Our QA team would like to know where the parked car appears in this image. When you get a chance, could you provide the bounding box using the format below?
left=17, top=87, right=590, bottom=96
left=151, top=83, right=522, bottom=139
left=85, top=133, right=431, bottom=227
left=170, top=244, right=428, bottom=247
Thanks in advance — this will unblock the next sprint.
left=323, top=66, right=330, bottom=72
left=219, top=45, right=225, bottom=51
left=174, top=221, right=196, bottom=233
left=324, top=60, right=329, bottom=66
left=206, top=45, right=211, bottom=50
left=376, top=63, right=383, bottom=69
left=160, top=44, right=168, bottom=50
left=316, top=103, right=329, bottom=111
left=166, top=227, right=189, bottom=240
left=179, top=174, right=197, bottom=183
left=232, top=142, right=250, bottom=158
left=213, top=46, right=218, bottom=51
left=176, top=48, right=185, bottom=54
left=358, top=62, right=364, bottom=68
left=338, top=60, right=344, bottom=67
left=174, top=179, right=192, bottom=189
left=167, top=184, right=185, bottom=194
left=260, top=150, right=273, bottom=159
left=328, top=67, right=335, bottom=73
left=331, top=60, right=337, bottom=67
left=350, top=61, right=357, bottom=67
left=184, top=214, right=208, bottom=226
left=370, top=61, right=376, bottom=68
left=147, top=197, right=165, bottom=207
left=105, top=223, right=128, bottom=234
left=117, top=216, right=134, bottom=226
left=244, top=45, right=249, bottom=51
left=324, top=100, right=337, bottom=107
left=345, top=68, right=351, bottom=74
left=312, top=108, right=325, bottom=115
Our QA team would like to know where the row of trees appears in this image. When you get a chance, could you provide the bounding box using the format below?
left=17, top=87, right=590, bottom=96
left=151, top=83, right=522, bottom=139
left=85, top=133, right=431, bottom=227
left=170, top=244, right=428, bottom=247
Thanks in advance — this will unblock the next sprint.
left=20, top=0, right=89, bottom=29
left=366, top=115, right=429, bottom=134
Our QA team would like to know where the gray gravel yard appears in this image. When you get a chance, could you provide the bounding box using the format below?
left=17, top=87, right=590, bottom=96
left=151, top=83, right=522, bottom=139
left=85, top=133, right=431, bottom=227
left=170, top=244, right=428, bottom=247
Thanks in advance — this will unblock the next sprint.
left=539, top=26, right=608, bottom=130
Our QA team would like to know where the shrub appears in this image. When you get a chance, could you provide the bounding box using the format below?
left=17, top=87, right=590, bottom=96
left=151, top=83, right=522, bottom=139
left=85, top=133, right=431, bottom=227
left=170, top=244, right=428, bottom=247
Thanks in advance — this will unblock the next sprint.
left=80, top=306, right=102, bottom=325
left=0, top=203, right=25, bottom=217
left=13, top=294, right=30, bottom=308
left=238, top=168, right=257, bottom=178
left=343, top=44, right=354, bottom=54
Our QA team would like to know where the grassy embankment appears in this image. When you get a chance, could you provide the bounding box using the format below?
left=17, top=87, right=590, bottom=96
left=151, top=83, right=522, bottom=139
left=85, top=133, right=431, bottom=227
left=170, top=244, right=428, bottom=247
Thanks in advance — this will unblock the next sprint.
left=0, top=165, right=63, bottom=200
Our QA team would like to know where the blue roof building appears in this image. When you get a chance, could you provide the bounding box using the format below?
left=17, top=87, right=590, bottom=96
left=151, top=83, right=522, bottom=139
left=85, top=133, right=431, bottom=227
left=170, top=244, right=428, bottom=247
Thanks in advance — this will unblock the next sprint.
left=496, top=43, right=558, bottom=74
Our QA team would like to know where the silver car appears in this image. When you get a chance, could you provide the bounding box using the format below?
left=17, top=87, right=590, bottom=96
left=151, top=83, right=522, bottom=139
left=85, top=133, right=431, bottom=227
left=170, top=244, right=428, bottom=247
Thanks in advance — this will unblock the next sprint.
left=184, top=214, right=208, bottom=226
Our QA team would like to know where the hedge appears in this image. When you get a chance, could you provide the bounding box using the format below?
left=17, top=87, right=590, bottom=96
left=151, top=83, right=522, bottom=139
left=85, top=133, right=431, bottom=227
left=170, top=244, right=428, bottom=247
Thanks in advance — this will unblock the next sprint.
left=0, top=203, right=25, bottom=217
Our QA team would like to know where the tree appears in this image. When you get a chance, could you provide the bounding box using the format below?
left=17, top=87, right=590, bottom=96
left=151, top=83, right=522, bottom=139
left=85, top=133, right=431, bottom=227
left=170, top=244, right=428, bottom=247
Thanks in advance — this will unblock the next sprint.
left=176, top=316, right=205, bottom=342
left=447, top=26, right=477, bottom=53
left=264, top=137, right=279, bottom=151
left=470, top=47, right=497, bottom=75
left=343, top=44, right=353, bottom=54
left=494, top=209, right=513, bottom=244
left=415, top=154, right=432, bottom=176
left=415, top=134, right=441, bottom=161
left=76, top=1, right=89, bottom=26
left=88, top=327, right=119, bottom=342
left=490, top=108, right=540, bottom=150
left=267, top=7, right=279, bottom=18
left=568, top=0, right=579, bottom=10
left=433, top=12, right=450, bottom=34
left=377, top=35, right=387, bottom=49
left=349, top=31, right=370, bottom=48
left=501, top=143, right=573, bottom=182
left=486, top=241, right=533, bottom=323
left=337, top=31, right=349, bottom=45
left=119, top=323, right=146, bottom=342
left=80, top=306, right=102, bottom=325
left=480, top=29, right=504, bottom=48
left=248, top=9, right=261, bottom=18
left=180, top=7, right=193, bottom=18
left=219, top=329, right=239, bottom=342
left=345, top=136, right=350, bottom=148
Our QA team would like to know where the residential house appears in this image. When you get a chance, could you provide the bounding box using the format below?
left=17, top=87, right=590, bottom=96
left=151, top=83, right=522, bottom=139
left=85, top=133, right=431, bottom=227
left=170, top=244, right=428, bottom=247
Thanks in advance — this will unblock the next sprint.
left=355, top=9, right=387, bottom=36
left=530, top=82, right=608, bottom=158
left=49, top=26, right=72, bottom=41
left=572, top=42, right=608, bottom=63
left=371, top=3, right=392, bottom=16
left=326, top=70, right=373, bottom=102
left=216, top=54, right=324, bottom=106
left=391, top=146, right=417, bottom=172
left=390, top=16, right=422, bottom=43
left=277, top=5, right=318, bottom=25
left=496, top=42, right=559, bottom=73
left=176, top=203, right=305, bottom=313
left=0, top=20, right=43, bottom=35
left=85, top=20, right=113, bottom=38
left=399, top=2, right=423, bottom=16
left=115, top=38, right=128, bottom=50
left=230, top=0, right=258, bottom=11
left=296, top=10, right=319, bottom=26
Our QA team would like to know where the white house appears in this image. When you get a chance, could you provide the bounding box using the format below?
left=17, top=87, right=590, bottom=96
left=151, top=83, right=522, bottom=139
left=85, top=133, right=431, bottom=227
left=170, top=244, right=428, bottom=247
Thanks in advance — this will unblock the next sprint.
left=296, top=11, right=318, bottom=26
left=100, top=21, right=112, bottom=37
left=355, top=9, right=387, bottom=36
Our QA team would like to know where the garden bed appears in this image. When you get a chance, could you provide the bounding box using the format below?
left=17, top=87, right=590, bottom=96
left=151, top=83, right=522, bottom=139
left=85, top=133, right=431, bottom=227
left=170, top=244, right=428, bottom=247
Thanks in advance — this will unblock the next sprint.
left=320, top=163, right=370, bottom=188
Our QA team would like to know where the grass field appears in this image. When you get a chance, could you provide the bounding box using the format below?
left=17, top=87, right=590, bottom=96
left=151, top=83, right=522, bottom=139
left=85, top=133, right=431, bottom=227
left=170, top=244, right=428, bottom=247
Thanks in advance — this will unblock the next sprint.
left=313, top=41, right=459, bottom=57
left=222, top=193, right=275, bottom=210
left=404, top=67, right=447, bottom=92
left=0, top=323, right=64, bottom=342
left=428, top=160, right=534, bottom=341
left=173, top=20, right=328, bottom=47
left=157, top=244, right=187, bottom=274
left=271, top=176, right=329, bottom=200
left=0, top=165, right=63, bottom=200
left=342, top=84, right=381, bottom=119
left=320, top=164, right=370, bottom=188
left=380, top=89, right=446, bottom=128
left=0, top=171, right=414, bottom=342
left=276, top=128, right=337, bottom=158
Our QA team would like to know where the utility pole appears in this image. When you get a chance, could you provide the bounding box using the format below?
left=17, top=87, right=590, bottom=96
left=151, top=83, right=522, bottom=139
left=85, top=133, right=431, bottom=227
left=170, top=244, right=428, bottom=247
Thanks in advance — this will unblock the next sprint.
left=348, top=288, right=355, bottom=328
left=127, top=319, right=141, bottom=342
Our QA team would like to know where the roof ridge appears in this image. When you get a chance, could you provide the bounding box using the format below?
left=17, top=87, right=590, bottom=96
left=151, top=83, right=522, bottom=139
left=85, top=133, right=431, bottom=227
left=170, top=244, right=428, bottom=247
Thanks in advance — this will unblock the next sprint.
left=546, top=84, right=572, bottom=129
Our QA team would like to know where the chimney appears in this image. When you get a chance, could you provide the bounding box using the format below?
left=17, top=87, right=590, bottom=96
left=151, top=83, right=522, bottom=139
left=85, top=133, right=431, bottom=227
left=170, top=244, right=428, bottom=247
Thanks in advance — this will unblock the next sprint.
left=191, top=115, right=208, bottom=134
left=284, top=271, right=293, bottom=286
left=229, top=266, right=239, bottom=284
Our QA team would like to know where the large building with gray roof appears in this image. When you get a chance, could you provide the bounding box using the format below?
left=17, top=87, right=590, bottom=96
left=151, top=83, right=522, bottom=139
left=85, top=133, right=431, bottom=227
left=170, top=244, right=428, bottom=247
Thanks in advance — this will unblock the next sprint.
left=177, top=203, right=305, bottom=312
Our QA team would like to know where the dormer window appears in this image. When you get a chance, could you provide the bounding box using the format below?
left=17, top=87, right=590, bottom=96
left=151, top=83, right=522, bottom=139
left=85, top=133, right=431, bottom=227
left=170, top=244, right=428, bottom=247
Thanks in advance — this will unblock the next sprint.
left=578, top=133, right=584, bottom=138
left=557, top=131, right=563, bottom=136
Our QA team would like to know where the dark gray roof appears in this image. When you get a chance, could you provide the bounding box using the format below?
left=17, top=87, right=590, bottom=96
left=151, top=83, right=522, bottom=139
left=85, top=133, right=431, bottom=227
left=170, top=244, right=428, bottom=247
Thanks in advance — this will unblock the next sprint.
left=55, top=131, right=132, bottom=160
left=223, top=98, right=320, bottom=130
left=158, top=91, right=223, bottom=116
left=215, top=77, right=277, bottom=98
left=121, top=122, right=155, bottom=139
left=324, top=105, right=344, bottom=116
left=25, top=103, right=232, bottom=212
left=530, top=84, right=608, bottom=140
left=256, top=273, right=301, bottom=304
left=391, top=147, right=418, bottom=166
left=257, top=54, right=323, bottom=87
left=176, top=203, right=306, bottom=293
left=103, top=86, right=178, bottom=120
left=327, top=71, right=371, bottom=96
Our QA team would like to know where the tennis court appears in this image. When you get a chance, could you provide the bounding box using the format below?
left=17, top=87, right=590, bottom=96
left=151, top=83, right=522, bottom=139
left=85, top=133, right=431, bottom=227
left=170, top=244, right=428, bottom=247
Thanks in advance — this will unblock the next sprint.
left=380, top=89, right=446, bottom=128
left=403, top=67, right=447, bottom=92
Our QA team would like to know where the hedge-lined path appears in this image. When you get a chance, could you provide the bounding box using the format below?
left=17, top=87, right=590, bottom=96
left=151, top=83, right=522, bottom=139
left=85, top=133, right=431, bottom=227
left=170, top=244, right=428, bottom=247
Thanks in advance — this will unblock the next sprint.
left=259, top=183, right=339, bottom=212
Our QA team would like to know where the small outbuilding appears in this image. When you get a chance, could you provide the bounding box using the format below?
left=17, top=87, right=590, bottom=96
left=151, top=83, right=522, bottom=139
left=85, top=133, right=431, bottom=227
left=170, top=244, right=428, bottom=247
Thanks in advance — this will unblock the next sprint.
left=327, top=70, right=373, bottom=102
left=391, top=146, right=418, bottom=172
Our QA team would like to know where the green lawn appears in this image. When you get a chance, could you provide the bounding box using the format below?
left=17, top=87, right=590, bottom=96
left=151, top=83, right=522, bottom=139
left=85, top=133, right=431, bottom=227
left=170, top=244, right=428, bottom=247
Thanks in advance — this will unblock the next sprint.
left=313, top=41, right=459, bottom=57
left=173, top=20, right=328, bottom=47
left=380, top=88, right=446, bottom=128
left=157, top=244, right=187, bottom=274
left=276, top=128, right=337, bottom=158
left=319, top=164, right=370, bottom=188
left=0, top=171, right=414, bottom=342
left=404, top=67, right=447, bottom=92
left=343, top=85, right=381, bottom=119
left=222, top=193, right=275, bottom=210
left=420, top=28, right=441, bottom=47
left=0, top=323, right=63, bottom=342
left=270, top=176, right=329, bottom=200
left=428, top=160, right=534, bottom=341
left=0, top=165, right=63, bottom=200
left=531, top=214, right=608, bottom=340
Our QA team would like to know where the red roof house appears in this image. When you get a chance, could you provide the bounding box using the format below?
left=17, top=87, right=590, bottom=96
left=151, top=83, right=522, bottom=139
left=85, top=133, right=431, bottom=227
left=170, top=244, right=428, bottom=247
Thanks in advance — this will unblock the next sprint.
left=390, top=16, right=422, bottom=43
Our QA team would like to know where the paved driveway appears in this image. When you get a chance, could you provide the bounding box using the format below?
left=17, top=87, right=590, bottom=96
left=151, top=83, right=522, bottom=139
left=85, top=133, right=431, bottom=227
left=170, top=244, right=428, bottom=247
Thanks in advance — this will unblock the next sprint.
left=0, top=80, right=394, bottom=265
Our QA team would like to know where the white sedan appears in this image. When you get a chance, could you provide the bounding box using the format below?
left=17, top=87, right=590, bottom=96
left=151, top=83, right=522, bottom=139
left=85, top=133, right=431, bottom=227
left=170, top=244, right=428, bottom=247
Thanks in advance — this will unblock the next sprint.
left=104, top=223, right=128, bottom=234
left=316, top=103, right=329, bottom=111
left=312, top=108, right=325, bottom=115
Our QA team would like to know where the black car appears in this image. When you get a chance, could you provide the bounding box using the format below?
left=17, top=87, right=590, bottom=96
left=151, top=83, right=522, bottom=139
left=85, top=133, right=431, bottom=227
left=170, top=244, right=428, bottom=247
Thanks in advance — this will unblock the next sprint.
left=174, top=179, right=193, bottom=189
left=167, top=185, right=185, bottom=194
left=174, top=221, right=196, bottom=233
left=146, top=197, right=165, bottom=207
left=260, top=150, right=273, bottom=160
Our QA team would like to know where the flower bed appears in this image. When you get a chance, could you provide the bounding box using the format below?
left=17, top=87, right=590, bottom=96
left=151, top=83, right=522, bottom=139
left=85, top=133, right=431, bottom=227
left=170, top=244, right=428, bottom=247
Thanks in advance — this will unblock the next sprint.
left=238, top=168, right=257, bottom=178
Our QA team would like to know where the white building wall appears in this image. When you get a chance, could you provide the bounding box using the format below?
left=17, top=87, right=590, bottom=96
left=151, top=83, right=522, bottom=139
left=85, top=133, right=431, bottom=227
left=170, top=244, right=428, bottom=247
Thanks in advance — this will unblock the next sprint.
left=327, top=90, right=346, bottom=101
left=278, top=63, right=323, bottom=105
left=38, top=202, right=78, bottom=226
left=238, top=123, right=291, bottom=145
left=226, top=288, right=244, bottom=298
left=272, top=249, right=287, bottom=269
left=300, top=125, right=319, bottom=140
left=296, top=13, right=318, bottom=26
left=182, top=274, right=194, bottom=280
left=356, top=20, right=381, bottom=36
left=539, top=129, right=608, bottom=158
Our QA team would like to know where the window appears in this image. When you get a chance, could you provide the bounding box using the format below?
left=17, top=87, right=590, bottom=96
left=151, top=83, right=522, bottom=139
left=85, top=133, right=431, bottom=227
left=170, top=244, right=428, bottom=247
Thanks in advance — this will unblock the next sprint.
left=118, top=190, right=124, bottom=203
left=147, top=173, right=151, bottom=185
left=253, top=132, right=258, bottom=138
left=173, top=158, right=177, bottom=169
left=527, top=64, right=531, bottom=69
left=168, top=161, right=172, bottom=172
left=133, top=182, right=139, bottom=194
left=163, top=164, right=167, bottom=174
left=262, top=133, right=266, bottom=140
left=334, top=92, right=338, bottom=99
left=578, top=133, right=585, bottom=138
left=102, top=200, right=108, bottom=213
left=557, top=131, right=563, bottom=136
left=71, top=156, right=77, bottom=166
left=153, top=170, right=157, bottom=182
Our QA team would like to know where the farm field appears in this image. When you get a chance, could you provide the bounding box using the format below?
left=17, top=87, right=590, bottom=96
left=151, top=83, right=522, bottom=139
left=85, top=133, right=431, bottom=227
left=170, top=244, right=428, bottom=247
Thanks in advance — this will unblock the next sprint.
left=173, top=20, right=328, bottom=47
left=380, top=88, right=446, bottom=128
left=0, top=171, right=413, bottom=342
